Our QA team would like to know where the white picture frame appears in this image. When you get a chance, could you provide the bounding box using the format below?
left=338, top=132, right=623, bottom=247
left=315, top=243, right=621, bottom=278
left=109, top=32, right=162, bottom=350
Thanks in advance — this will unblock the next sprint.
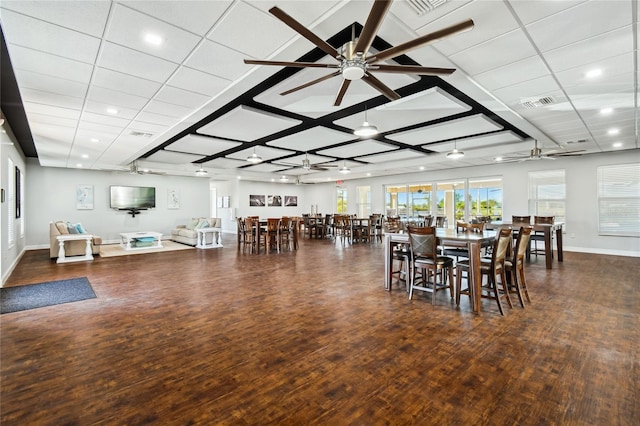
left=76, top=185, right=94, bottom=210
left=167, top=188, right=180, bottom=209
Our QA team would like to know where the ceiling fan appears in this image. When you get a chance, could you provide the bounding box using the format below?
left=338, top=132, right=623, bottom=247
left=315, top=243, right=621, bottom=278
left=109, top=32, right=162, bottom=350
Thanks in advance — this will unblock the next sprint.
left=276, top=153, right=339, bottom=171
left=244, top=0, right=474, bottom=106
left=499, top=140, right=585, bottom=162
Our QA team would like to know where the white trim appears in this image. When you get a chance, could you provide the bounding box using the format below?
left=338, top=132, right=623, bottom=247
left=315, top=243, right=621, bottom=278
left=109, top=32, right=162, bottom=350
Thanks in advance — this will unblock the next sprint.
left=563, top=246, right=640, bottom=258
left=1, top=247, right=26, bottom=287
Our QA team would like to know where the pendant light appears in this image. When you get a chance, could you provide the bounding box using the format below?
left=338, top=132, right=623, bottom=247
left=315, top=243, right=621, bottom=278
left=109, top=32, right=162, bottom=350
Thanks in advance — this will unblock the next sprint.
left=195, top=166, right=208, bottom=176
left=339, top=161, right=351, bottom=174
left=246, top=146, right=263, bottom=164
left=354, top=106, right=378, bottom=137
left=446, top=140, right=464, bottom=159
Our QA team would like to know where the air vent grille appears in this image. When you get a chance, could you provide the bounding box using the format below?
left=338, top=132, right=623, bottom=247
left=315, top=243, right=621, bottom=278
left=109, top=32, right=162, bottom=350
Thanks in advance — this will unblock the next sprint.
left=520, top=96, right=556, bottom=109
left=407, top=0, right=449, bottom=16
left=130, top=131, right=154, bottom=137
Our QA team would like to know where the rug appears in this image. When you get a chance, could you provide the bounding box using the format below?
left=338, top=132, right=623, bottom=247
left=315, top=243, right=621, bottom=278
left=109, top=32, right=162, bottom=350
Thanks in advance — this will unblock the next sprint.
left=1, top=277, right=96, bottom=314
left=99, top=240, right=194, bottom=257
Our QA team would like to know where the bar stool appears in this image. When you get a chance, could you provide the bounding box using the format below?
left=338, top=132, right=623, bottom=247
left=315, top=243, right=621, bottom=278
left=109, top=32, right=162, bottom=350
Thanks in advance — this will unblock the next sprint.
left=505, top=226, right=533, bottom=307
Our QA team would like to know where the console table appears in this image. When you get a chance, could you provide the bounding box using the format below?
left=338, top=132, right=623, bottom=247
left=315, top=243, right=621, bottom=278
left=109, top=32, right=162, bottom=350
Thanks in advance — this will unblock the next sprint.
left=120, top=232, right=163, bottom=250
left=196, top=227, right=223, bottom=249
left=56, top=234, right=94, bottom=264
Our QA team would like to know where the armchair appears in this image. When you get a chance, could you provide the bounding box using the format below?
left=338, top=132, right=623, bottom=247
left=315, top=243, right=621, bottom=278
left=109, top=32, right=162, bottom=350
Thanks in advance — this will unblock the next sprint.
left=50, top=221, right=102, bottom=258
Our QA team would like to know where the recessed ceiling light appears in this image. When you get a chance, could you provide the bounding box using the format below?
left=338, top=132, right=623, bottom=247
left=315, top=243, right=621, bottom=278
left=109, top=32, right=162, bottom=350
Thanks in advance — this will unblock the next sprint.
left=600, top=107, right=613, bottom=115
left=366, top=172, right=371, bottom=176
left=90, top=138, right=99, bottom=143
left=607, top=128, right=620, bottom=135
left=106, top=108, right=118, bottom=115
left=495, top=156, right=503, bottom=162
left=76, top=163, right=83, bottom=168
left=613, top=142, right=623, bottom=148
left=237, top=176, right=242, bottom=180
left=81, top=154, right=89, bottom=159
left=143, top=32, right=163, bottom=46
left=585, top=68, right=602, bottom=79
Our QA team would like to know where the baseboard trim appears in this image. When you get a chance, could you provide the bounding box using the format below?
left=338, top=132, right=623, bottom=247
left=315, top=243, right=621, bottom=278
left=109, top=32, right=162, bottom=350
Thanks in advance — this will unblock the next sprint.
left=563, top=246, right=640, bottom=257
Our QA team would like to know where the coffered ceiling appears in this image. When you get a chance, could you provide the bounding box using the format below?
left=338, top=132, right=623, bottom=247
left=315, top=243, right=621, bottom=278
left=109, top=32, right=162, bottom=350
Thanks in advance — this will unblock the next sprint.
left=0, top=0, right=637, bottom=183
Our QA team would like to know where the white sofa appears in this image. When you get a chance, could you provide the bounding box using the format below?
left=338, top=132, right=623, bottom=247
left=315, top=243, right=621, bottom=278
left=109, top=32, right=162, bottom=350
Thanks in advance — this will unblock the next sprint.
left=171, top=217, right=222, bottom=246
left=50, top=221, right=102, bottom=258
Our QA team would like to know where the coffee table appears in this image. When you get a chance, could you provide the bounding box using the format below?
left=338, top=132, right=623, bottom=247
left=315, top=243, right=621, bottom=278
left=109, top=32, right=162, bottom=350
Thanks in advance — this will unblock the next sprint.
left=120, top=232, right=163, bottom=251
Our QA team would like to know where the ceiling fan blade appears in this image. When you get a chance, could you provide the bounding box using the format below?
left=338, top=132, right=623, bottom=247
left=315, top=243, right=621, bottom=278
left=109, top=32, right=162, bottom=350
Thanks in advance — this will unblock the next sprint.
left=353, top=0, right=393, bottom=56
left=334, top=79, right=352, bottom=106
left=244, top=59, right=338, bottom=69
left=362, top=73, right=400, bottom=101
left=280, top=71, right=341, bottom=96
left=372, top=64, right=456, bottom=75
left=547, top=149, right=586, bottom=157
left=269, top=6, right=340, bottom=59
left=368, top=19, right=474, bottom=63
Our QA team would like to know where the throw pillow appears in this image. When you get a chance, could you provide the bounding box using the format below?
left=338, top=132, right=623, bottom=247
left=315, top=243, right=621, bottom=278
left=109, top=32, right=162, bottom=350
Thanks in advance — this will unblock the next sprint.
left=75, top=223, right=87, bottom=234
left=196, top=219, right=210, bottom=229
left=55, top=221, right=69, bottom=235
left=67, top=222, right=79, bottom=234
left=186, top=218, right=200, bottom=230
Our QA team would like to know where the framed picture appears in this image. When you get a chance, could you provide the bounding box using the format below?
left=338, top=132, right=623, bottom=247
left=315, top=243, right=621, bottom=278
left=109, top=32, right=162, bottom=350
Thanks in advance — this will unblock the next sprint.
left=167, top=188, right=180, bottom=209
left=249, top=194, right=265, bottom=206
left=15, top=167, right=22, bottom=217
left=268, top=195, right=282, bottom=207
left=76, top=184, right=94, bottom=210
left=284, top=195, right=298, bottom=207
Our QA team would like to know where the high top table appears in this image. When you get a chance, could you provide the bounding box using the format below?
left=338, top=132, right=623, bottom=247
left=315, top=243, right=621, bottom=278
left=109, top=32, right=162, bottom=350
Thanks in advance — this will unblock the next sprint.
left=485, top=221, right=564, bottom=269
left=384, top=228, right=495, bottom=314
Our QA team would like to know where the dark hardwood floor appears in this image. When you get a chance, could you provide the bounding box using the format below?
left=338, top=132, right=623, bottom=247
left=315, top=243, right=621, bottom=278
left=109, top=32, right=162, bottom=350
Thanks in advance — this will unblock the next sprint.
left=1, top=235, right=638, bottom=425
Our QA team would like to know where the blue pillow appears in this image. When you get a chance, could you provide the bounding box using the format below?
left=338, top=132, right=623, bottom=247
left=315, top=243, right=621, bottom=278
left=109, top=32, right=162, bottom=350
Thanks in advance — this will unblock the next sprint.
left=75, top=223, right=87, bottom=234
left=67, top=222, right=79, bottom=234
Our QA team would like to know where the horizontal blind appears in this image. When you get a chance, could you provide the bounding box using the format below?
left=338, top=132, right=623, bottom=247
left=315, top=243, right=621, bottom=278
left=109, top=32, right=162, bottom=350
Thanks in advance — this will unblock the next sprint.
left=528, top=170, right=565, bottom=223
left=597, top=163, right=640, bottom=236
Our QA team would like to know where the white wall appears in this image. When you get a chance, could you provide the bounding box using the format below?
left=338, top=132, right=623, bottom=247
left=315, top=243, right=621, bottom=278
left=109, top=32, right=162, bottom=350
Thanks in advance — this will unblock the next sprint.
left=26, top=160, right=211, bottom=245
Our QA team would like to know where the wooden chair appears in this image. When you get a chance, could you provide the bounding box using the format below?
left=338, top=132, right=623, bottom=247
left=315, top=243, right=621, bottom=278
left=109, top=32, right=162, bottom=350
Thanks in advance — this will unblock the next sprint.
left=532, top=216, right=554, bottom=258
left=505, top=226, right=533, bottom=307
left=443, top=221, right=484, bottom=260
left=236, top=217, right=245, bottom=251
left=265, top=218, right=280, bottom=252
left=279, top=217, right=293, bottom=251
left=369, top=214, right=383, bottom=242
left=512, top=215, right=531, bottom=224
left=434, top=216, right=446, bottom=227
left=455, top=227, right=513, bottom=315
left=407, top=226, right=455, bottom=305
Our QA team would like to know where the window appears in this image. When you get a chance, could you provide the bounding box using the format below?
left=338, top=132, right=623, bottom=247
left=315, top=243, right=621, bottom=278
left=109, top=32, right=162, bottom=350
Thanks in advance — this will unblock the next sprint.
left=19, top=168, right=24, bottom=237
left=385, top=185, right=405, bottom=217
left=597, top=163, right=640, bottom=236
left=356, top=186, right=371, bottom=217
left=337, top=188, right=348, bottom=213
left=436, top=180, right=465, bottom=226
left=408, top=183, right=432, bottom=217
left=7, top=158, right=14, bottom=246
left=468, top=178, right=503, bottom=221
left=529, top=170, right=565, bottom=223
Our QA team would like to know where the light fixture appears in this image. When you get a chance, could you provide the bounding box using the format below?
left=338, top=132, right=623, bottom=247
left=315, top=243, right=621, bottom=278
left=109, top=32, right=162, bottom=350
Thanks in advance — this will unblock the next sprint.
left=613, top=142, right=623, bottom=148
left=600, top=107, right=613, bottom=115
left=246, top=146, right=263, bottom=164
left=279, top=175, right=289, bottom=182
left=195, top=166, right=208, bottom=176
left=495, top=156, right=503, bottom=162
left=144, top=32, right=163, bottom=46
left=339, top=161, right=351, bottom=174
left=585, top=68, right=602, bottom=79
left=446, top=141, right=464, bottom=159
left=354, top=106, right=378, bottom=137
left=607, top=128, right=620, bottom=136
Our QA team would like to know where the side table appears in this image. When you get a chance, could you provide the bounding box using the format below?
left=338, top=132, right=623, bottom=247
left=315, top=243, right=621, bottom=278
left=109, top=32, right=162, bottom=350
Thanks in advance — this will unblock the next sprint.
left=56, top=234, right=94, bottom=263
left=196, top=227, right=223, bottom=248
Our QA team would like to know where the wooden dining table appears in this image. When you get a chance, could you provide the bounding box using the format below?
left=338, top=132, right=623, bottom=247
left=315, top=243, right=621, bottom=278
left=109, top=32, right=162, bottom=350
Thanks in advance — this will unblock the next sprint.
left=384, top=228, right=496, bottom=313
left=485, top=221, right=564, bottom=269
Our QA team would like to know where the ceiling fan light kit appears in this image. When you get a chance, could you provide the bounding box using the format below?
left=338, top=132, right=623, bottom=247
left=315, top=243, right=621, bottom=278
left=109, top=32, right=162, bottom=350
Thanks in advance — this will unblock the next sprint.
left=195, top=167, right=208, bottom=176
left=354, top=121, right=379, bottom=137
left=246, top=147, right=263, bottom=164
left=446, top=148, right=464, bottom=159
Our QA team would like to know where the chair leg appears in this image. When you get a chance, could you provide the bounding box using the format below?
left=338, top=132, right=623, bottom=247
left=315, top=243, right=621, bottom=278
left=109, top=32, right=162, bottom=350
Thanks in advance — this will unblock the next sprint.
left=519, top=266, right=531, bottom=303
left=455, top=267, right=462, bottom=306
left=448, top=267, right=454, bottom=300
left=500, top=270, right=513, bottom=309
left=490, top=274, right=504, bottom=316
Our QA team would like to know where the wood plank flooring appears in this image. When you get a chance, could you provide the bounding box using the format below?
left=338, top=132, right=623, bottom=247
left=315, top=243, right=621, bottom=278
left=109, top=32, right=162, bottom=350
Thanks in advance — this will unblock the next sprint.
left=1, top=236, right=638, bottom=425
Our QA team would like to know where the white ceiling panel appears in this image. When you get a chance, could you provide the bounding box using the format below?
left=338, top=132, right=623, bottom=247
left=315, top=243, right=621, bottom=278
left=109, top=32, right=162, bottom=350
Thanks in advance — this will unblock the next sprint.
left=492, top=75, right=562, bottom=105
left=14, top=70, right=89, bottom=99
left=135, top=111, right=180, bottom=127
left=6, top=45, right=94, bottom=83
left=472, top=56, right=550, bottom=91
left=167, top=66, right=231, bottom=97
left=166, top=134, right=241, bottom=156
left=121, top=0, right=232, bottom=36
left=84, top=100, right=139, bottom=120
left=226, top=145, right=295, bottom=161
left=99, top=42, right=179, bottom=83
left=153, top=86, right=210, bottom=109
left=508, top=0, right=586, bottom=25
left=23, top=102, right=81, bottom=120
left=92, top=68, right=163, bottom=98
left=199, top=106, right=301, bottom=141
left=317, top=140, right=398, bottom=158
left=273, top=153, right=336, bottom=166
left=26, top=112, right=77, bottom=128
left=185, top=39, right=251, bottom=81
left=106, top=4, right=202, bottom=63
left=0, top=9, right=100, bottom=63
left=388, top=114, right=503, bottom=145
left=146, top=150, right=203, bottom=164
left=19, top=88, right=84, bottom=110
left=142, top=100, right=193, bottom=119
left=81, top=112, right=132, bottom=128
left=127, top=121, right=171, bottom=136
left=356, top=149, right=426, bottom=164
left=87, top=86, right=150, bottom=110
left=554, top=54, right=634, bottom=89
left=267, top=127, right=354, bottom=151
left=243, top=162, right=292, bottom=173
left=202, top=157, right=247, bottom=169
left=78, top=120, right=124, bottom=136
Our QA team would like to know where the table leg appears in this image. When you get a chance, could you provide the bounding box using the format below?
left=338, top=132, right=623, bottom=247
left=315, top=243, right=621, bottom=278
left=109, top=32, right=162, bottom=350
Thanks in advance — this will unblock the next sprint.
left=85, top=238, right=93, bottom=258
left=468, top=240, right=481, bottom=313
left=384, top=235, right=391, bottom=291
left=545, top=229, right=553, bottom=269
left=57, top=240, right=66, bottom=262
left=556, top=227, right=563, bottom=262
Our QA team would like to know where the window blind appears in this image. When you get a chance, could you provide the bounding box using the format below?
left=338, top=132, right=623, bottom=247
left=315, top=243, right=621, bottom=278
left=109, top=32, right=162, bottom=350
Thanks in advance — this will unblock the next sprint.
left=528, top=170, right=566, bottom=223
left=597, top=163, right=640, bottom=236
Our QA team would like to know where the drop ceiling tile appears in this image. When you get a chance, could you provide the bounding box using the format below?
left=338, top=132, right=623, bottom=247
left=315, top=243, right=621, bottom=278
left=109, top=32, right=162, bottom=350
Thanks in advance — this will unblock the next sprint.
left=147, top=150, right=203, bottom=164
left=426, top=131, right=524, bottom=152
left=356, top=149, right=426, bottom=164
left=166, top=134, right=241, bottom=156
left=135, top=111, right=180, bottom=127
left=23, top=102, right=81, bottom=120
left=93, top=68, right=162, bottom=98
left=154, top=86, right=210, bottom=109
left=84, top=100, right=139, bottom=120
left=334, top=87, right=472, bottom=132
left=88, top=86, right=150, bottom=110
left=74, top=128, right=118, bottom=145
left=555, top=54, right=633, bottom=88
left=81, top=112, right=132, bottom=128
left=127, top=122, right=171, bottom=136
left=14, top=69, right=89, bottom=99
left=226, top=145, right=295, bottom=162
left=121, top=0, right=232, bottom=36
left=142, top=100, right=192, bottom=119
left=199, top=106, right=301, bottom=141
left=472, top=56, right=549, bottom=90
left=492, top=75, right=562, bottom=105
left=26, top=112, right=78, bottom=128
left=167, top=66, right=231, bottom=96
left=185, top=39, right=251, bottom=80
left=317, top=140, right=398, bottom=158
left=0, top=0, right=111, bottom=37
left=508, top=0, right=585, bottom=25
left=208, top=2, right=293, bottom=58
left=6, top=45, right=94, bottom=83
left=78, top=121, right=125, bottom=136
left=106, top=4, right=202, bottom=63
left=388, top=114, right=503, bottom=145
left=202, top=157, right=247, bottom=169
left=1, top=9, right=101, bottom=63
left=99, top=42, right=179, bottom=83
left=20, top=88, right=84, bottom=110
left=267, top=127, right=355, bottom=151
left=243, top=163, right=291, bottom=173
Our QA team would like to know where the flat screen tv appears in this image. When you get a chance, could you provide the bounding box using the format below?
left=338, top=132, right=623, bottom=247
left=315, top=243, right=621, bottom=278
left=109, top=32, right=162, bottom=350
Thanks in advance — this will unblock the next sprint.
left=110, top=185, right=156, bottom=210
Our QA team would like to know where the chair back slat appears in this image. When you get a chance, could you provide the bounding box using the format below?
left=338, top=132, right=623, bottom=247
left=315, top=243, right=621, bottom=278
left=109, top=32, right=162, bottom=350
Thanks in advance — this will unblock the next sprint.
left=407, top=226, right=438, bottom=259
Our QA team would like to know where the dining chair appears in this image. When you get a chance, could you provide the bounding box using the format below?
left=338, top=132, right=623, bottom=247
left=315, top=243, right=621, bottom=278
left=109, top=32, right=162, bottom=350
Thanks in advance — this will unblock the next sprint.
left=279, top=217, right=293, bottom=251
left=505, top=226, right=533, bottom=307
left=243, top=217, right=258, bottom=253
left=455, top=227, right=513, bottom=315
left=407, top=226, right=455, bottom=305
left=236, top=217, right=245, bottom=251
left=435, top=216, right=446, bottom=227
left=265, top=218, right=281, bottom=252
left=369, top=214, right=383, bottom=242
left=532, top=215, right=554, bottom=258
left=443, top=221, right=484, bottom=260
left=511, top=215, right=531, bottom=224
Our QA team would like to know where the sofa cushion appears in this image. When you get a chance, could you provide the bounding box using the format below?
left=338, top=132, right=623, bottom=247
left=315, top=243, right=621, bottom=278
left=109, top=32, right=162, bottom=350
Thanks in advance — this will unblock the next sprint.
left=178, top=229, right=197, bottom=238
left=186, top=218, right=200, bottom=230
left=67, top=222, right=79, bottom=234
left=55, top=221, right=69, bottom=235
left=195, top=219, right=210, bottom=229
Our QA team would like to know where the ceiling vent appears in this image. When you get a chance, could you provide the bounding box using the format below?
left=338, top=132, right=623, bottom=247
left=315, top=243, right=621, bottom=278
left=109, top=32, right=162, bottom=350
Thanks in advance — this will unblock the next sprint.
left=130, top=131, right=154, bottom=137
left=520, top=96, right=556, bottom=109
left=566, top=139, right=588, bottom=145
left=406, top=0, right=449, bottom=16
